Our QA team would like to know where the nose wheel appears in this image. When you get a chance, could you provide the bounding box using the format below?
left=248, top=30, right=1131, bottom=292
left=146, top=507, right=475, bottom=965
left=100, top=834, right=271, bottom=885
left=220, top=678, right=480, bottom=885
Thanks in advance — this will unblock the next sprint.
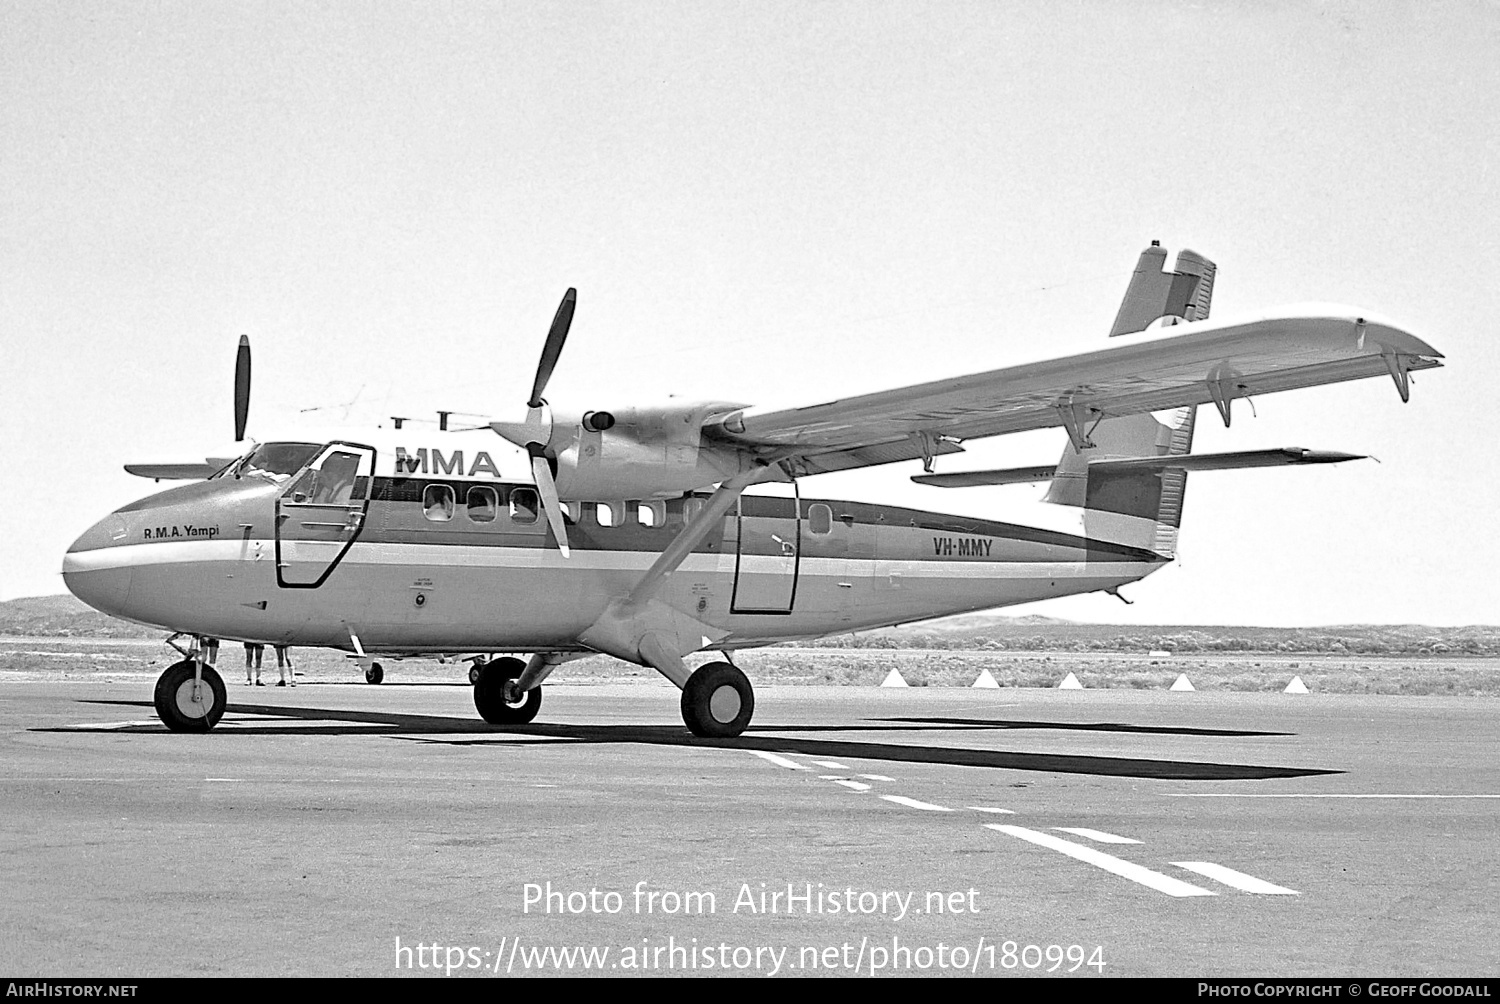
left=153, top=659, right=227, bottom=732
left=681, top=662, right=754, bottom=738
left=473, top=657, right=542, bottom=724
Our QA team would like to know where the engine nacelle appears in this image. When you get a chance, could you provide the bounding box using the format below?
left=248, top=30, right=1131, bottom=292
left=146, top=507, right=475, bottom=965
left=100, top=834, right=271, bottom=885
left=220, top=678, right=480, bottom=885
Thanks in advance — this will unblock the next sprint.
left=547, top=399, right=768, bottom=499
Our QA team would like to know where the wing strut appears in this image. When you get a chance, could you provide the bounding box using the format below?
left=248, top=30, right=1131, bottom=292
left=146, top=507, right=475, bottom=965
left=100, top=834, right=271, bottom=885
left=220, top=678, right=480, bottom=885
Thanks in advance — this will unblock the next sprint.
left=575, top=468, right=769, bottom=689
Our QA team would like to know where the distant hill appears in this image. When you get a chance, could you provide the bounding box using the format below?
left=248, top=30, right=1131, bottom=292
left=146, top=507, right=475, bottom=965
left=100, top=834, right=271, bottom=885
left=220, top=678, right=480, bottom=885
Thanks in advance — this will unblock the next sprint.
left=0, top=595, right=160, bottom=639
left=809, top=616, right=1500, bottom=656
left=6, top=594, right=1499, bottom=655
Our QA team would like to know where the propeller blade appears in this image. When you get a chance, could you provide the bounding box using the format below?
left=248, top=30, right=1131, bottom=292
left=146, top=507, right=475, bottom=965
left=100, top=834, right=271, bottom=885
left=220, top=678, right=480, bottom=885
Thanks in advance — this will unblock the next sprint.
left=528, top=288, right=576, bottom=409
left=233, top=335, right=251, bottom=442
left=530, top=452, right=571, bottom=558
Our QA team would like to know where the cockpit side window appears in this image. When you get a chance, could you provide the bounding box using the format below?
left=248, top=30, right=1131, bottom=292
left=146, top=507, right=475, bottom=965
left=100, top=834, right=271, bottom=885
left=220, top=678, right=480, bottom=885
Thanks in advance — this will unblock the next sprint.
left=314, top=452, right=362, bottom=505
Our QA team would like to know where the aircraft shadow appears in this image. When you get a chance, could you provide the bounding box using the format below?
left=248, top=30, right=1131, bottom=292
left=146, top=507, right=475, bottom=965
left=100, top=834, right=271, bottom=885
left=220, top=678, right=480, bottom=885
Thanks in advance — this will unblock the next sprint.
left=871, top=716, right=1292, bottom=738
left=49, top=699, right=1340, bottom=782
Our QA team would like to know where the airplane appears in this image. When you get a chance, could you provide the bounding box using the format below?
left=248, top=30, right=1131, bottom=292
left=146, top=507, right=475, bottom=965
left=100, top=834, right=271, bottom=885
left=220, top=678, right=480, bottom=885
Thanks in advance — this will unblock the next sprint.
left=61, top=243, right=1442, bottom=738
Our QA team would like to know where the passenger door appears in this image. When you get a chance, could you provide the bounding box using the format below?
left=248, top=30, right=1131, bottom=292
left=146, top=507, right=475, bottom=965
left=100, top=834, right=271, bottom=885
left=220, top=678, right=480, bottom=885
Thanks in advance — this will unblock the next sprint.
left=732, top=489, right=801, bottom=614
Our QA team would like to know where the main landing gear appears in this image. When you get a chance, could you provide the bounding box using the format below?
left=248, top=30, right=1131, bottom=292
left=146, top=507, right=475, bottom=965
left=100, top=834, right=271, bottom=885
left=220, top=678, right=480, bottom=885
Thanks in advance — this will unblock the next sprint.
left=680, top=661, right=754, bottom=738
left=153, top=658, right=227, bottom=732
left=364, top=662, right=384, bottom=685
left=472, top=657, right=542, bottom=725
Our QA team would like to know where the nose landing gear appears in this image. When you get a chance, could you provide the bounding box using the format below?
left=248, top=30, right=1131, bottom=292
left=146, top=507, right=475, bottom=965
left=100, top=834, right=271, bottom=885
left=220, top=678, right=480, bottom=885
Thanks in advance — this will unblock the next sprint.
left=153, top=659, right=227, bottom=732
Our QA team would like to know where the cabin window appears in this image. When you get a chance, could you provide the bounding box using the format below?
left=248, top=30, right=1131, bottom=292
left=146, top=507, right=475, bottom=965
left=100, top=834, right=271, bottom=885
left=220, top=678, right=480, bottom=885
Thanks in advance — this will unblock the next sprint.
left=593, top=502, right=613, bottom=527
left=423, top=484, right=455, bottom=522
left=510, top=487, right=539, bottom=524
left=809, top=503, right=833, bottom=535
left=636, top=501, right=665, bottom=528
left=467, top=486, right=498, bottom=523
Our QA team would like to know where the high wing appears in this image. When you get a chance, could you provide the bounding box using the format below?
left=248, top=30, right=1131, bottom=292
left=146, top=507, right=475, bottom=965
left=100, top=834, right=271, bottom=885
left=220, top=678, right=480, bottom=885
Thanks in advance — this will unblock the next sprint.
left=704, top=305, right=1441, bottom=474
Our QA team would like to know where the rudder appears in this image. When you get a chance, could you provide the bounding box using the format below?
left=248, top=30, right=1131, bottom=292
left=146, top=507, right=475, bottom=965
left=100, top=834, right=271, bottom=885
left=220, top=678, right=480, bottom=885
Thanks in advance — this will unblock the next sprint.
left=1045, top=244, right=1216, bottom=557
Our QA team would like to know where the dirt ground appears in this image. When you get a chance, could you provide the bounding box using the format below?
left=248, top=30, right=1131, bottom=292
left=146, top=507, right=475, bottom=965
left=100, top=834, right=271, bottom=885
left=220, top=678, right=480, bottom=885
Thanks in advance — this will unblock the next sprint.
left=3, top=637, right=1497, bottom=695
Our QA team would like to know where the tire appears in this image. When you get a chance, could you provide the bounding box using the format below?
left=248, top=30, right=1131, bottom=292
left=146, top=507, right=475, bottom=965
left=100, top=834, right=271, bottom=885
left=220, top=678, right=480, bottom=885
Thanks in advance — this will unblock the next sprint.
left=468, top=664, right=482, bottom=685
left=365, top=662, right=384, bottom=685
left=153, top=660, right=227, bottom=733
left=473, top=657, right=541, bottom=724
left=681, top=662, right=754, bottom=738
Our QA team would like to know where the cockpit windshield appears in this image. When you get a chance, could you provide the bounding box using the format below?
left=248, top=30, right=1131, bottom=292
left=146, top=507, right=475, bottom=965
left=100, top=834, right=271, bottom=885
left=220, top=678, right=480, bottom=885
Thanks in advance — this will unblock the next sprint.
left=222, top=442, right=322, bottom=482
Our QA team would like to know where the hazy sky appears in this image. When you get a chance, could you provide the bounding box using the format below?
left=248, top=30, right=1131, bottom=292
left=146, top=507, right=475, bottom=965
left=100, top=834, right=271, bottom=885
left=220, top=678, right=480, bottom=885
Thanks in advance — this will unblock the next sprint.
left=3, top=1, right=1496, bottom=625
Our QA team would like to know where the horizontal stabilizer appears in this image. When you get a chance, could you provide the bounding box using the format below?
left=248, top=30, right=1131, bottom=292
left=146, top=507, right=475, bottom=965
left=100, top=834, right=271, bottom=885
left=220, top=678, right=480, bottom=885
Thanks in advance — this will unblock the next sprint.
left=911, top=447, right=1364, bottom=487
left=124, top=461, right=229, bottom=481
left=912, top=465, right=1059, bottom=488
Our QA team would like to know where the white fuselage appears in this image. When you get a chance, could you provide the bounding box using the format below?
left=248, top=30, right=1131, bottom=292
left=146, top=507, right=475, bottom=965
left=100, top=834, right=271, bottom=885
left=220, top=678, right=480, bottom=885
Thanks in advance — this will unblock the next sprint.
left=63, top=431, right=1165, bottom=659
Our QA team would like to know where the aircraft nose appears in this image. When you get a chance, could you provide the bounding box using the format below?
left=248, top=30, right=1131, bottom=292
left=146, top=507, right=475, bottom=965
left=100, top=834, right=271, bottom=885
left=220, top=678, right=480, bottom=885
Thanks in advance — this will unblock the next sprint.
left=62, top=516, right=135, bottom=618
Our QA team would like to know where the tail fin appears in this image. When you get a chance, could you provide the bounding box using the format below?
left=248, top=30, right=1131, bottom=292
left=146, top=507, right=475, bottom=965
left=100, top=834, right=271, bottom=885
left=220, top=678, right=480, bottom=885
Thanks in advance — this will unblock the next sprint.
left=1109, top=242, right=1216, bottom=336
left=1046, top=244, right=1215, bottom=557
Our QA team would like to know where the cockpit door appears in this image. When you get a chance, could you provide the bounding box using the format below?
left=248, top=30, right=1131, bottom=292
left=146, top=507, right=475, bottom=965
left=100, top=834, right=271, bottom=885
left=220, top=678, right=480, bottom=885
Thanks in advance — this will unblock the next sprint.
left=275, top=443, right=377, bottom=588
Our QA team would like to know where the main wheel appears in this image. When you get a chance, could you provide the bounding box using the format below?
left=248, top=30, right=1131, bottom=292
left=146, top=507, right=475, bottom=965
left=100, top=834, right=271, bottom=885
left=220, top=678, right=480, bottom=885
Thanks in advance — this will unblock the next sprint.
left=473, top=657, right=541, bottom=724
left=681, top=662, right=754, bottom=738
left=365, top=662, right=384, bottom=685
left=153, top=660, right=227, bottom=733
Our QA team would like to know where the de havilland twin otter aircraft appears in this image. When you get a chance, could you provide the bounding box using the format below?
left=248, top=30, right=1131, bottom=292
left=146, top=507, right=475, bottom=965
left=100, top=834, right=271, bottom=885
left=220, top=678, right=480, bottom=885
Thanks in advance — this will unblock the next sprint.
left=62, top=244, right=1442, bottom=737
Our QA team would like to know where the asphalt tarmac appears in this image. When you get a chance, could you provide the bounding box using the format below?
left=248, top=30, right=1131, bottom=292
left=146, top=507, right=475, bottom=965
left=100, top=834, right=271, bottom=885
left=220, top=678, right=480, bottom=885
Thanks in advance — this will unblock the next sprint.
left=2, top=680, right=1496, bottom=978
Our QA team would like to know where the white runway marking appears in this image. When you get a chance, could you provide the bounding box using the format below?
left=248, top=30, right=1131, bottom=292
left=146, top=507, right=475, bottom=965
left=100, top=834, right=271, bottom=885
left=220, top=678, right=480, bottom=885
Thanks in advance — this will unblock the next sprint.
left=745, top=751, right=809, bottom=770
left=1172, top=862, right=1300, bottom=895
left=832, top=779, right=872, bottom=791
left=1163, top=793, right=1500, bottom=799
left=56, top=721, right=159, bottom=730
left=1055, top=827, right=1141, bottom=844
left=987, top=825, right=1215, bottom=898
left=859, top=774, right=896, bottom=782
left=968, top=806, right=1016, bottom=815
left=218, top=719, right=372, bottom=728
left=880, top=795, right=953, bottom=812
left=810, top=760, right=850, bottom=769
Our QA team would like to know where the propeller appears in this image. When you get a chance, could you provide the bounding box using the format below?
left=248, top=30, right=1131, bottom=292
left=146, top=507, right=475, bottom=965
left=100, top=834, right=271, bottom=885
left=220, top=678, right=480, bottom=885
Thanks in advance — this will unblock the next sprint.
left=234, top=334, right=251, bottom=442
left=530, top=289, right=575, bottom=408
left=491, top=289, right=578, bottom=557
